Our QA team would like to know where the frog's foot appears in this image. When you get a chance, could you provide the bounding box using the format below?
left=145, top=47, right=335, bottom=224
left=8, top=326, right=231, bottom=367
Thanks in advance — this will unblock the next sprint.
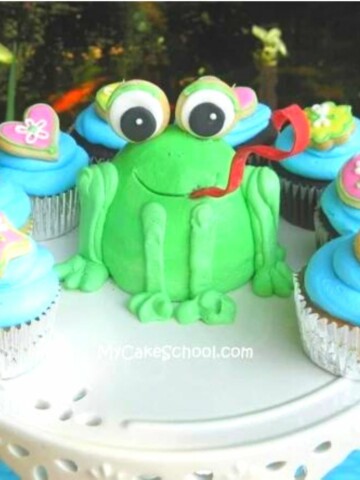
left=176, top=290, right=236, bottom=326
left=129, top=292, right=174, bottom=323
left=252, top=260, right=293, bottom=298
left=56, top=255, right=109, bottom=292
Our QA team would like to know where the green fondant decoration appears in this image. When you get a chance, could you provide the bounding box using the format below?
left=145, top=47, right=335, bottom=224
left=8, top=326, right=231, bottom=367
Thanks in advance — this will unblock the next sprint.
left=305, top=102, right=354, bottom=146
left=143, top=202, right=167, bottom=293
left=56, top=162, right=118, bottom=291
left=189, top=203, right=215, bottom=296
left=242, top=166, right=293, bottom=297
left=57, top=119, right=292, bottom=325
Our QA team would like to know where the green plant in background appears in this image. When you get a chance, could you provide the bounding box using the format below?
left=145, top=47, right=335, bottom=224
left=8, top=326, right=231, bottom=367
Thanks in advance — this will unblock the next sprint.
left=0, top=42, right=15, bottom=121
left=252, top=25, right=288, bottom=109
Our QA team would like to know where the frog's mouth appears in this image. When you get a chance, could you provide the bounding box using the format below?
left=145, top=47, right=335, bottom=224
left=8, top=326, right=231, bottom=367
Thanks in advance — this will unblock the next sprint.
left=134, top=172, right=188, bottom=197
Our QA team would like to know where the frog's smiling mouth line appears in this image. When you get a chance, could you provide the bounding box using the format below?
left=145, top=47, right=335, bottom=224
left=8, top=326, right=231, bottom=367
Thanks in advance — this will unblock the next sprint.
left=134, top=172, right=188, bottom=198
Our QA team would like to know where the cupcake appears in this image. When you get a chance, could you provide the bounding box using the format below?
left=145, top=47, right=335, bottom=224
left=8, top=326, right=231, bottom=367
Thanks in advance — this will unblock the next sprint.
left=223, top=86, right=277, bottom=165
left=0, top=213, right=60, bottom=379
left=0, top=103, right=89, bottom=240
left=294, top=232, right=360, bottom=378
left=71, top=82, right=127, bottom=163
left=315, top=155, right=360, bottom=247
left=0, top=175, right=32, bottom=235
left=273, top=101, right=360, bottom=230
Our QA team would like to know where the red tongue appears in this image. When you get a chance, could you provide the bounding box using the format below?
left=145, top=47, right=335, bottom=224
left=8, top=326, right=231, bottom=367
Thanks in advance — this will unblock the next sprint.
left=191, top=104, right=310, bottom=199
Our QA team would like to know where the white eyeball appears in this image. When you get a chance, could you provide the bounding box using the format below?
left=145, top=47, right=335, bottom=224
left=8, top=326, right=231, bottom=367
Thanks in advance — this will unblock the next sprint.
left=107, top=81, right=170, bottom=143
left=175, top=77, right=239, bottom=139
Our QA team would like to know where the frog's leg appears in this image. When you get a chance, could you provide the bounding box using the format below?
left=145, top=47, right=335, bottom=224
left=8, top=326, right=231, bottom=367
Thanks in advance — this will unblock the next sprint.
left=56, top=163, right=118, bottom=292
left=175, top=203, right=236, bottom=325
left=128, top=202, right=174, bottom=323
left=242, top=166, right=293, bottom=297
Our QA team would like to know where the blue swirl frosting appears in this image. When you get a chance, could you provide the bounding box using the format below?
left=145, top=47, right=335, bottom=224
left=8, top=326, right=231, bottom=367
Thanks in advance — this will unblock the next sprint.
left=0, top=240, right=59, bottom=327
left=276, top=118, right=360, bottom=180
left=223, top=103, right=272, bottom=147
left=75, top=103, right=127, bottom=150
left=0, top=176, right=31, bottom=228
left=320, top=181, right=360, bottom=235
left=0, top=132, right=89, bottom=196
left=305, top=234, right=360, bottom=325
left=324, top=450, right=360, bottom=480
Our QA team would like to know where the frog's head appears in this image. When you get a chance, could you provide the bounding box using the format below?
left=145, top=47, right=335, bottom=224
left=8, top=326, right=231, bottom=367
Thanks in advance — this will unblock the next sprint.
left=106, top=77, right=258, bottom=199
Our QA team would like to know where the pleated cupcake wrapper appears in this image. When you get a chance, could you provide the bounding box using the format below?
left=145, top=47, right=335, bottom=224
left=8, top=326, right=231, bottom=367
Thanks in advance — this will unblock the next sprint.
left=31, top=188, right=79, bottom=241
left=280, top=176, right=325, bottom=230
left=0, top=292, right=60, bottom=380
left=246, top=155, right=271, bottom=168
left=313, top=207, right=333, bottom=248
left=294, top=274, right=360, bottom=379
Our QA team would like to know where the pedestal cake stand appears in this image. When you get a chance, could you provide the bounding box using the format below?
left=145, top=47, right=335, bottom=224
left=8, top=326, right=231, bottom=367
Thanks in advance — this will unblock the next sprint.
left=0, top=222, right=359, bottom=480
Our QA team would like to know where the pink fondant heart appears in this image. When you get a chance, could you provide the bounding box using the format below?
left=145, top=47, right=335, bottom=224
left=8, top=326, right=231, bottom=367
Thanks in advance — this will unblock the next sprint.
left=234, top=87, right=258, bottom=118
left=337, top=155, right=360, bottom=207
left=0, top=104, right=60, bottom=161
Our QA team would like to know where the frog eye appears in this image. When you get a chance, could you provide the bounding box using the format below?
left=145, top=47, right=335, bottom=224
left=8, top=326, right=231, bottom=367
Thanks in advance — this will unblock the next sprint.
left=107, top=80, right=170, bottom=143
left=175, top=76, right=239, bottom=139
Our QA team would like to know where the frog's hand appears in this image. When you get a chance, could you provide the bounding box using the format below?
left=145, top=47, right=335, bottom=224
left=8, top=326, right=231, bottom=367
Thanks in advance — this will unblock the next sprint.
left=56, top=255, right=109, bottom=292
left=56, top=163, right=118, bottom=292
left=242, top=166, right=293, bottom=297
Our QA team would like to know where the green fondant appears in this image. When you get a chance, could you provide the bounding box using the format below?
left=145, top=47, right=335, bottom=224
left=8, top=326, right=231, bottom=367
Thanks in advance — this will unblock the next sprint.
left=182, top=77, right=239, bottom=113
left=58, top=121, right=291, bottom=324
left=108, top=81, right=163, bottom=110
left=242, top=166, right=293, bottom=297
left=56, top=162, right=118, bottom=291
left=189, top=203, right=215, bottom=295
left=305, top=102, right=354, bottom=146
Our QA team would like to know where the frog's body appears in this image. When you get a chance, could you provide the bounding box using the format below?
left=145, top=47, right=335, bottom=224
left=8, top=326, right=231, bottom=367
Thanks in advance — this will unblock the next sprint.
left=59, top=125, right=292, bottom=324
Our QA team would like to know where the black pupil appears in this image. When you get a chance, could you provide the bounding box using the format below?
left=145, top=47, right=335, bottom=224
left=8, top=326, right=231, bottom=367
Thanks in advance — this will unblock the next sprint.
left=120, top=107, right=156, bottom=142
left=189, top=102, right=225, bottom=137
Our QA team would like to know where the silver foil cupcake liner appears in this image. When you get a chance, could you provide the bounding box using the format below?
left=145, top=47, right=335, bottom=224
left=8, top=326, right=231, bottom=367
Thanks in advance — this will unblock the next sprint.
left=31, top=188, right=79, bottom=241
left=0, top=292, right=60, bottom=379
left=294, top=274, right=360, bottom=379
left=280, top=176, right=325, bottom=230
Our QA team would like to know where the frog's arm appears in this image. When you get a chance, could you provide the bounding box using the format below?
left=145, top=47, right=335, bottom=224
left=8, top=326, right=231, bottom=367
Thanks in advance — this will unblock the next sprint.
left=242, top=165, right=293, bottom=297
left=56, top=163, right=118, bottom=292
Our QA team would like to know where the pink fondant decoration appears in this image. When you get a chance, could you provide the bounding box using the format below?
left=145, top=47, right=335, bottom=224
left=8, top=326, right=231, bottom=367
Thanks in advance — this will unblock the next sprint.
left=0, top=212, right=32, bottom=277
left=0, top=104, right=60, bottom=161
left=339, top=155, right=360, bottom=203
left=234, top=86, right=258, bottom=116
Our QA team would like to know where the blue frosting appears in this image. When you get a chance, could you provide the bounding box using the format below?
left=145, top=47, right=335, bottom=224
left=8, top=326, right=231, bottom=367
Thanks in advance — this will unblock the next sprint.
left=75, top=103, right=127, bottom=150
left=0, top=132, right=89, bottom=196
left=305, top=234, right=360, bottom=325
left=0, top=463, right=19, bottom=480
left=323, top=450, right=360, bottom=479
left=320, top=181, right=360, bottom=235
left=0, top=240, right=59, bottom=327
left=0, top=176, right=31, bottom=228
left=276, top=118, right=360, bottom=180
left=223, top=103, right=271, bottom=147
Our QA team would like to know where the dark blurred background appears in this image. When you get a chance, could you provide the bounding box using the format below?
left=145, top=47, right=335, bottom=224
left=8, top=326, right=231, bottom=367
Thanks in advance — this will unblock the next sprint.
left=0, top=1, right=359, bottom=127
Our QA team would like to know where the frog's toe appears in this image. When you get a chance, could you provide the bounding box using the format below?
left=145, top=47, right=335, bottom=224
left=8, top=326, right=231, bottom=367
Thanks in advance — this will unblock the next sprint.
left=271, top=262, right=293, bottom=297
left=175, top=298, right=201, bottom=325
left=199, top=290, right=236, bottom=325
left=252, top=269, right=273, bottom=297
left=252, top=262, right=293, bottom=298
left=80, top=262, right=109, bottom=292
left=176, top=291, right=236, bottom=325
left=129, top=292, right=174, bottom=323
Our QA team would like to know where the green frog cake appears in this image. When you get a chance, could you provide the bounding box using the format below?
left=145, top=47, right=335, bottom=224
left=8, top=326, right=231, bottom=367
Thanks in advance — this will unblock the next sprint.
left=58, top=76, right=307, bottom=325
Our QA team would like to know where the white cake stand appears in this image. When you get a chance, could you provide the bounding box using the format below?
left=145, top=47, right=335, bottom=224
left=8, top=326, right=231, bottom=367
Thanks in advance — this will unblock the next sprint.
left=0, top=221, right=359, bottom=480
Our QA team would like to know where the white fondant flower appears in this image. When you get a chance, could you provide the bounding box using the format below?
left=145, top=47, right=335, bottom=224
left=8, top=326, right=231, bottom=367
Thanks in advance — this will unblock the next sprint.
left=15, top=118, right=49, bottom=145
left=311, top=103, right=331, bottom=128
